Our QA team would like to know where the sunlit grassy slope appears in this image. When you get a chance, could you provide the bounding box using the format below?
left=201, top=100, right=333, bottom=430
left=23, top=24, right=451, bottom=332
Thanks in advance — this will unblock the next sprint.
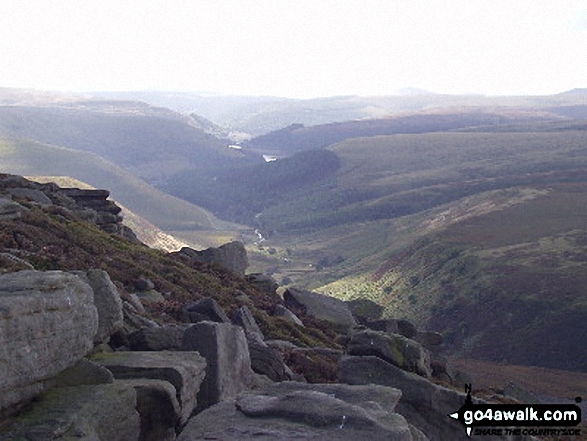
left=300, top=183, right=587, bottom=371
left=0, top=138, right=242, bottom=248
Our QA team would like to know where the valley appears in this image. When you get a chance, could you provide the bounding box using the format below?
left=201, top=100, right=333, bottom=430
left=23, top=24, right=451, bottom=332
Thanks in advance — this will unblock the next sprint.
left=4, top=3, right=587, bottom=438
left=1, top=87, right=586, bottom=378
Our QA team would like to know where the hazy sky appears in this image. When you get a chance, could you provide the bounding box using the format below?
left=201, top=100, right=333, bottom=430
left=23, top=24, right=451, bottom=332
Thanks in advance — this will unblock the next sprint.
left=1, top=0, right=586, bottom=98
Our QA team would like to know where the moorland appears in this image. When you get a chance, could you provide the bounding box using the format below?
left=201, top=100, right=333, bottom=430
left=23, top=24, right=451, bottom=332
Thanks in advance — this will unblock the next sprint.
left=1, top=86, right=586, bottom=378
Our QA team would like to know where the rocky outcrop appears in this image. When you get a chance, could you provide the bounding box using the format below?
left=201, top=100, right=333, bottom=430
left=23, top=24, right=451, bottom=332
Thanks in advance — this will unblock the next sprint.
left=175, top=241, right=248, bottom=276
left=0, top=197, right=28, bottom=219
left=57, top=188, right=137, bottom=240
left=0, top=263, right=213, bottom=439
left=182, top=296, right=230, bottom=323
left=177, top=382, right=427, bottom=441
left=340, top=355, right=468, bottom=441
left=345, top=308, right=468, bottom=386
left=284, top=287, right=357, bottom=331
left=274, top=304, right=304, bottom=326
left=347, top=329, right=432, bottom=377
left=366, top=318, right=418, bottom=339
left=0, top=270, right=99, bottom=413
left=90, top=351, right=207, bottom=425
left=0, top=173, right=137, bottom=240
left=0, top=175, right=523, bottom=440
left=74, top=269, right=124, bottom=344
left=345, top=298, right=385, bottom=323
left=245, top=273, right=279, bottom=294
left=6, top=187, right=53, bottom=206
left=0, top=260, right=474, bottom=440
left=182, top=322, right=256, bottom=410
left=128, top=325, right=186, bottom=351
left=2, top=361, right=191, bottom=440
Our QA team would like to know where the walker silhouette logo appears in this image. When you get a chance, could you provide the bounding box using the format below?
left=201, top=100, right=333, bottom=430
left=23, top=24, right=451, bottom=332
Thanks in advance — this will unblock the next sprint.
left=448, top=384, right=582, bottom=438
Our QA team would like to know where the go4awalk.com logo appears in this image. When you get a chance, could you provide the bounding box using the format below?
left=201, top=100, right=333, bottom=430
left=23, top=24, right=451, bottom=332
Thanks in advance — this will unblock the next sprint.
left=448, top=385, right=582, bottom=438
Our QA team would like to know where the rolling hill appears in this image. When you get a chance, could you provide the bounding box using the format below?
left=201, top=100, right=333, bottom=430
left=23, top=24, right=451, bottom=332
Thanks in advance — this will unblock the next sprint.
left=243, top=110, right=563, bottom=156
left=0, top=101, right=259, bottom=184
left=3, top=87, right=586, bottom=374
left=0, top=137, right=242, bottom=249
left=195, top=122, right=587, bottom=372
left=92, top=88, right=587, bottom=136
left=91, top=92, right=385, bottom=136
left=173, top=129, right=587, bottom=234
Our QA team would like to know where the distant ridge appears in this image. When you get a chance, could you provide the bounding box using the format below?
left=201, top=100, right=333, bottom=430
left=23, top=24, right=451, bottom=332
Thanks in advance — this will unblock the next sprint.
left=559, top=88, right=587, bottom=95
left=0, top=87, right=87, bottom=105
left=392, top=87, right=436, bottom=96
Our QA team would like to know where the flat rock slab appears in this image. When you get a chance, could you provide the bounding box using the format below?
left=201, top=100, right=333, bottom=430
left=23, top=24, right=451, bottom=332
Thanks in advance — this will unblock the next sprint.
left=259, top=381, right=404, bottom=412
left=90, top=351, right=206, bottom=424
left=0, top=270, right=98, bottom=412
left=0, top=381, right=140, bottom=441
left=178, top=382, right=420, bottom=441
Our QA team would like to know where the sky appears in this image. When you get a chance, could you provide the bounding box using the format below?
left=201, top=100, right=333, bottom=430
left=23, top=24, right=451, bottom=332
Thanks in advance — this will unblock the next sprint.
left=1, top=0, right=586, bottom=99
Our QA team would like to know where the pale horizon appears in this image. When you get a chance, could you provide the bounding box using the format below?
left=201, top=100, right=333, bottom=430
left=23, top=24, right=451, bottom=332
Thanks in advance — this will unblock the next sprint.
left=1, top=0, right=586, bottom=100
